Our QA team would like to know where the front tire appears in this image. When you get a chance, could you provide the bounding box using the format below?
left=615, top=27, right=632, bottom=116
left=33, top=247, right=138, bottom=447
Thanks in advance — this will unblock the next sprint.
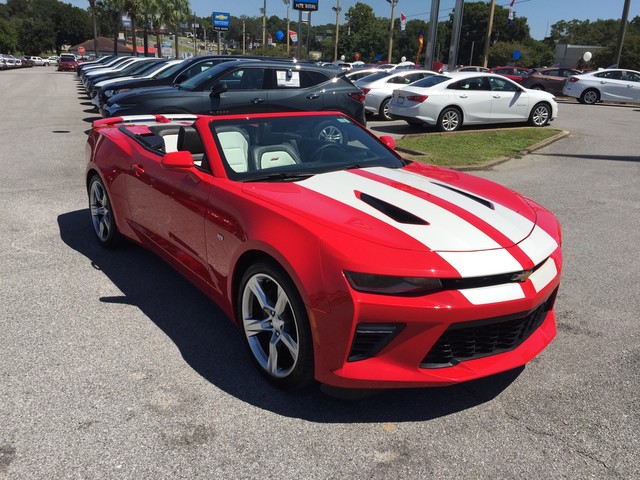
left=528, top=102, right=551, bottom=126
left=88, top=174, right=121, bottom=248
left=238, top=261, right=314, bottom=389
left=378, top=98, right=392, bottom=121
left=437, top=107, right=462, bottom=132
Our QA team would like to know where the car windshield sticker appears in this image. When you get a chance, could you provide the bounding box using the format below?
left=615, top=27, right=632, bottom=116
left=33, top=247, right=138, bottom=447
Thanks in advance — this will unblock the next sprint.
left=276, top=70, right=300, bottom=87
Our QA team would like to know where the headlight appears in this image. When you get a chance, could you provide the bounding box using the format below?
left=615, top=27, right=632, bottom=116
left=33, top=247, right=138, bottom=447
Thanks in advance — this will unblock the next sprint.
left=344, top=271, right=443, bottom=296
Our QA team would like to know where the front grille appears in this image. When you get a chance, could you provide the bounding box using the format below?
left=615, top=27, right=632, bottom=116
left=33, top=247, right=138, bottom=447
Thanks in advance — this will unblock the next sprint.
left=420, top=295, right=554, bottom=369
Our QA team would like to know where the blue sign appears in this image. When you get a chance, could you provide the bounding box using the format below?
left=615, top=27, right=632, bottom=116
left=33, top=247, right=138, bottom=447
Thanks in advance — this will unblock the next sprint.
left=293, top=0, right=318, bottom=11
left=212, top=12, right=230, bottom=31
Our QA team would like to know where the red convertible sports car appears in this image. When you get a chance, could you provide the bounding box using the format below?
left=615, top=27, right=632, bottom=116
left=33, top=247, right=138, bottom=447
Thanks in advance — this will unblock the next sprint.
left=86, top=111, right=562, bottom=390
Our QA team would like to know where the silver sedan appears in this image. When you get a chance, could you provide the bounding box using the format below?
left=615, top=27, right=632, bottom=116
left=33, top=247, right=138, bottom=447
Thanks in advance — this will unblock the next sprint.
left=355, top=69, right=438, bottom=120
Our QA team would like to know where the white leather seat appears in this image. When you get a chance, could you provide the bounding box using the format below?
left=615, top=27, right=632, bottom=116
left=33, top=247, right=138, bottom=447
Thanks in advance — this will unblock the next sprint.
left=218, top=128, right=249, bottom=172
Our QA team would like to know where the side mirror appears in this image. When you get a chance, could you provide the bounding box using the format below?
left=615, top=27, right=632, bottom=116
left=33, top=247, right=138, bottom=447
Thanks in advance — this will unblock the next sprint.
left=161, top=151, right=194, bottom=170
left=379, top=135, right=396, bottom=150
left=210, top=82, right=228, bottom=97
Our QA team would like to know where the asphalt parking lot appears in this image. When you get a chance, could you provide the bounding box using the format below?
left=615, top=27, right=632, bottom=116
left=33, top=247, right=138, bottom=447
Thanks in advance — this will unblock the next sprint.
left=1, top=68, right=638, bottom=479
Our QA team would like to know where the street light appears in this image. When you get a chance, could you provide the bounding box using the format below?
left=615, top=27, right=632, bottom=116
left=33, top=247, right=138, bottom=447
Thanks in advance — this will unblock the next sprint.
left=386, top=0, right=399, bottom=63
left=283, top=0, right=290, bottom=56
left=262, top=0, right=267, bottom=49
left=332, top=0, right=341, bottom=61
left=88, top=0, right=98, bottom=58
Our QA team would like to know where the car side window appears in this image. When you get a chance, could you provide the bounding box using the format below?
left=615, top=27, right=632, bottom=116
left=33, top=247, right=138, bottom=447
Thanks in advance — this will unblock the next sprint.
left=625, top=71, right=640, bottom=82
left=450, top=77, right=486, bottom=91
left=544, top=69, right=559, bottom=76
left=597, top=70, right=623, bottom=80
left=219, top=68, right=265, bottom=90
left=489, top=76, right=518, bottom=92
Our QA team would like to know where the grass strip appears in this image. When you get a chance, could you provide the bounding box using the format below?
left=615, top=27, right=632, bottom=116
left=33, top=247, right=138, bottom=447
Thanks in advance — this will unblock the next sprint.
left=395, top=128, right=562, bottom=166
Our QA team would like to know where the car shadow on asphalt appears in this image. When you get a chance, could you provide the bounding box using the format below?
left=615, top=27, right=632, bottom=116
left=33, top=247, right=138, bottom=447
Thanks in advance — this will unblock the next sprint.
left=58, top=208, right=523, bottom=423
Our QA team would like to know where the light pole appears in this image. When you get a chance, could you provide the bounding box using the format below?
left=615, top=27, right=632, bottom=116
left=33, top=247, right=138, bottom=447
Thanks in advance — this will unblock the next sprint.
left=386, top=0, right=398, bottom=63
left=283, top=0, right=290, bottom=56
left=262, top=0, right=267, bottom=49
left=332, top=0, right=341, bottom=61
left=88, top=0, right=98, bottom=58
left=482, top=0, right=496, bottom=68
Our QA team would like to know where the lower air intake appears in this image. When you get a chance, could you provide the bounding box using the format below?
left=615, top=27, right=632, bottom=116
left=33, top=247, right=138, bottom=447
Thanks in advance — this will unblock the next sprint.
left=421, top=294, right=554, bottom=369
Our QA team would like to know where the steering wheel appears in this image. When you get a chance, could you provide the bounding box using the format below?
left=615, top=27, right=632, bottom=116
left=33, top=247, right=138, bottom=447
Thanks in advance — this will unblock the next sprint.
left=310, top=142, right=344, bottom=163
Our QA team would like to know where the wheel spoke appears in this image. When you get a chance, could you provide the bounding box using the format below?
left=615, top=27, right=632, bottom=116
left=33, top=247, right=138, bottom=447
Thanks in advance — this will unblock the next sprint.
left=273, top=285, right=289, bottom=316
left=278, top=331, right=299, bottom=362
left=267, top=335, right=280, bottom=376
left=243, top=316, right=272, bottom=337
left=247, top=276, right=270, bottom=311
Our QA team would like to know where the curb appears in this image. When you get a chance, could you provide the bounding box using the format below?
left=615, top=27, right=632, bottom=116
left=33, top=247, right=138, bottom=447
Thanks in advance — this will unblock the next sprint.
left=397, top=129, right=571, bottom=172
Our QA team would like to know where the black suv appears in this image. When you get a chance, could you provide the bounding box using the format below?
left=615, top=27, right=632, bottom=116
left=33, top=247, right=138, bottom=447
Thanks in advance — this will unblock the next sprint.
left=103, top=60, right=366, bottom=125
left=94, top=55, right=250, bottom=113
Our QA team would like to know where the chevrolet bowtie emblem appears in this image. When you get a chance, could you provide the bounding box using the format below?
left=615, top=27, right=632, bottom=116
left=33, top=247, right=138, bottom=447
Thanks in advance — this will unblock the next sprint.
left=512, top=269, right=534, bottom=282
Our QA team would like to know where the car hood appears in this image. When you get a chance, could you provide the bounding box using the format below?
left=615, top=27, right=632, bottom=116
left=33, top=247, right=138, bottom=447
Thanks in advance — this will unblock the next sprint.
left=243, top=163, right=547, bottom=254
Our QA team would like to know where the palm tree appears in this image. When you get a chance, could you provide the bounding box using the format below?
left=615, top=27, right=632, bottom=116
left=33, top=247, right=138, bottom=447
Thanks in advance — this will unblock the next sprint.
left=161, top=0, right=190, bottom=58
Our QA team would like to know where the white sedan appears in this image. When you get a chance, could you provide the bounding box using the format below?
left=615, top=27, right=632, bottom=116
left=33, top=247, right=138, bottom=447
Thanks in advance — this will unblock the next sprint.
left=388, top=72, right=558, bottom=132
left=563, top=68, right=640, bottom=104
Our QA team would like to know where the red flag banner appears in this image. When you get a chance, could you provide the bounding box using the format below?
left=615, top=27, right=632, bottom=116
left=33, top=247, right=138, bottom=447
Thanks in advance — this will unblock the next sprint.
left=400, top=12, right=407, bottom=33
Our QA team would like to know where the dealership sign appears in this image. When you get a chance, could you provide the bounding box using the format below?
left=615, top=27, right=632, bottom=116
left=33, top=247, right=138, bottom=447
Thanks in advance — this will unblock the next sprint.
left=293, top=0, right=318, bottom=11
left=212, top=12, right=230, bottom=31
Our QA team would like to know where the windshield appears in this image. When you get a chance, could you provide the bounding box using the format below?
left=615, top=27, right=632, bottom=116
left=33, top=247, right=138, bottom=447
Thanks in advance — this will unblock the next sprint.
left=410, top=75, right=450, bottom=88
left=210, top=114, right=405, bottom=181
left=178, top=60, right=240, bottom=90
left=155, top=59, right=186, bottom=79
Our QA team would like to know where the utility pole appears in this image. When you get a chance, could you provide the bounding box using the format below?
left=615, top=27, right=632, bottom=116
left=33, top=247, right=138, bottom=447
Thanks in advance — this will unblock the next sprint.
left=447, top=0, right=464, bottom=71
left=614, top=0, right=631, bottom=68
left=482, top=0, right=496, bottom=68
left=284, top=0, right=290, bottom=56
left=262, top=0, right=267, bottom=50
left=425, top=0, right=440, bottom=69
left=333, top=0, right=341, bottom=61
left=386, top=0, right=399, bottom=63
left=242, top=20, right=246, bottom=55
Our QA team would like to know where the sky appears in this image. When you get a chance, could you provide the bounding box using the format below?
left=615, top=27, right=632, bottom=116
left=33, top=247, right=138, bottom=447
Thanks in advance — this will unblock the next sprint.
left=188, top=0, right=639, bottom=40
left=3, top=0, right=637, bottom=41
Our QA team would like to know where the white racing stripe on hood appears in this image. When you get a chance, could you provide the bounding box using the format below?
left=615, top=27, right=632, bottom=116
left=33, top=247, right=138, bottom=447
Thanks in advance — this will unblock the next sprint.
left=518, top=225, right=559, bottom=266
left=366, top=167, right=535, bottom=243
left=299, top=169, right=503, bottom=252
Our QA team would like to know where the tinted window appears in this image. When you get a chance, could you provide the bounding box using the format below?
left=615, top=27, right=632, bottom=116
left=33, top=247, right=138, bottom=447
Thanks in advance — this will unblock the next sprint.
left=410, top=75, right=449, bottom=88
left=218, top=68, right=265, bottom=90
left=489, top=76, right=518, bottom=91
left=360, top=72, right=391, bottom=83
left=449, top=77, right=487, bottom=90
left=272, top=69, right=328, bottom=88
left=626, top=71, right=640, bottom=82
left=596, top=70, right=623, bottom=80
left=542, top=69, right=559, bottom=76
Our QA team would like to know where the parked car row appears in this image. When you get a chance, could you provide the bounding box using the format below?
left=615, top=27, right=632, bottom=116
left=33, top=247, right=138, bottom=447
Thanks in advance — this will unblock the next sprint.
left=1, top=54, right=61, bottom=69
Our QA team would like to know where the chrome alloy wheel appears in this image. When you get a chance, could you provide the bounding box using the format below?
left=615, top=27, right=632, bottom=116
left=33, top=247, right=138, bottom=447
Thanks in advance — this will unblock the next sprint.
left=89, top=178, right=113, bottom=243
left=531, top=104, right=550, bottom=126
left=317, top=124, right=344, bottom=143
left=440, top=109, right=460, bottom=132
left=241, top=272, right=300, bottom=379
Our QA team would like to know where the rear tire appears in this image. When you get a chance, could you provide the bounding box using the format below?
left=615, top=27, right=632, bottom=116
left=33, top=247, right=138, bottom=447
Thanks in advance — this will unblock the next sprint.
left=437, top=107, right=462, bottom=132
left=88, top=174, right=121, bottom=248
left=580, top=89, right=600, bottom=105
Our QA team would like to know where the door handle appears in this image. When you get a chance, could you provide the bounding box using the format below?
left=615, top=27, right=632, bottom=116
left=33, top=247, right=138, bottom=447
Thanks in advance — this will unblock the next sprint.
left=251, top=98, right=264, bottom=104
left=307, top=94, right=320, bottom=99
left=132, top=164, right=144, bottom=176
left=492, top=95, right=501, bottom=98
left=459, top=94, right=468, bottom=98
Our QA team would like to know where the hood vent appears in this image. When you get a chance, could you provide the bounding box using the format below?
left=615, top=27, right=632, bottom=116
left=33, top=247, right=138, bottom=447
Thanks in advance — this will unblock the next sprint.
left=358, top=192, right=429, bottom=225
left=432, top=182, right=495, bottom=210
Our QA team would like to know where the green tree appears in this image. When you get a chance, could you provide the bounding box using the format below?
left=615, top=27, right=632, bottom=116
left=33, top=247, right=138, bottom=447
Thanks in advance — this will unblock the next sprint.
left=0, top=16, right=18, bottom=53
left=18, top=17, right=55, bottom=55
